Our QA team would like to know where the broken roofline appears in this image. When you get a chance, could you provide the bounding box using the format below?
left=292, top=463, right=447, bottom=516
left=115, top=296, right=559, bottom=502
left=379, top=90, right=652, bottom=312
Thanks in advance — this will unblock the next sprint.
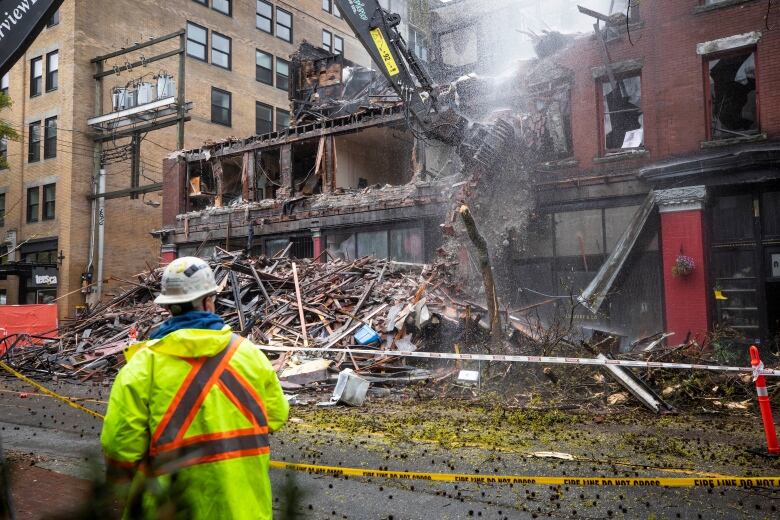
left=182, top=105, right=407, bottom=162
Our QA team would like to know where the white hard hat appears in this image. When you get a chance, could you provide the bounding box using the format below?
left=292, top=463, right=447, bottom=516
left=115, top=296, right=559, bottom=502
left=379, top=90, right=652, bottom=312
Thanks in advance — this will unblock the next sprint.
left=155, top=257, right=218, bottom=306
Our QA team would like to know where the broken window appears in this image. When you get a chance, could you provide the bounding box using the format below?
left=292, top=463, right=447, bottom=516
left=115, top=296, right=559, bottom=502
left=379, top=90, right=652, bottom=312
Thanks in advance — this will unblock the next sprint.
left=708, top=50, right=758, bottom=140
left=609, top=0, right=640, bottom=21
left=601, top=74, right=643, bottom=152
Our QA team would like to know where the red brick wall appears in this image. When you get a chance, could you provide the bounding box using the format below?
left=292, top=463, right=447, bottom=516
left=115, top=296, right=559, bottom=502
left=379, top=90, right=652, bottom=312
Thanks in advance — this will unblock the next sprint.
left=556, top=0, right=780, bottom=173
left=660, top=209, right=710, bottom=342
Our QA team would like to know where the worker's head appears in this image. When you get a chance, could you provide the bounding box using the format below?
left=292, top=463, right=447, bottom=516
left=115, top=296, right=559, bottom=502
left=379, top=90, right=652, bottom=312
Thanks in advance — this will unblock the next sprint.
left=154, top=257, right=218, bottom=315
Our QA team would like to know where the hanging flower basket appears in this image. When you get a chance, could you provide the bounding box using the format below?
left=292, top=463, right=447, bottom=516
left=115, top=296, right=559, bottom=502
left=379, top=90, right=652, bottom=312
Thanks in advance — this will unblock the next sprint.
left=672, top=255, right=695, bottom=277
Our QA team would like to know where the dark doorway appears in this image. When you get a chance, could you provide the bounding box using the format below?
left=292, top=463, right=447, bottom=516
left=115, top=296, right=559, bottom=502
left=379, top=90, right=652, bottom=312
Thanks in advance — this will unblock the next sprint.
left=766, top=282, right=780, bottom=351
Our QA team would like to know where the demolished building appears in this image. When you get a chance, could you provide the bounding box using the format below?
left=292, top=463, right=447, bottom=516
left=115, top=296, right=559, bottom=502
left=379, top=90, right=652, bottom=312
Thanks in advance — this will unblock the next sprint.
left=158, top=0, right=780, bottom=357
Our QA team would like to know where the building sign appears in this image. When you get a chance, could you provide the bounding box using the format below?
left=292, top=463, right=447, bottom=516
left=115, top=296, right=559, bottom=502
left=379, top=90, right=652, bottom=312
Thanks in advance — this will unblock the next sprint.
left=30, top=266, right=58, bottom=288
left=0, top=0, right=65, bottom=78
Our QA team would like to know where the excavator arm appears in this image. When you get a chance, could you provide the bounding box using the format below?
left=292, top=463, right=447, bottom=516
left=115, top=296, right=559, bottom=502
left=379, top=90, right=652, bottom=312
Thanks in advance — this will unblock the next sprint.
left=335, top=0, right=514, bottom=168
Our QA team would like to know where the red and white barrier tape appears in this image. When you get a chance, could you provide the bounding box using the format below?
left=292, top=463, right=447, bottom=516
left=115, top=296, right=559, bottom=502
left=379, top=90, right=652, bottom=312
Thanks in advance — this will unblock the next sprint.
left=259, top=345, right=780, bottom=377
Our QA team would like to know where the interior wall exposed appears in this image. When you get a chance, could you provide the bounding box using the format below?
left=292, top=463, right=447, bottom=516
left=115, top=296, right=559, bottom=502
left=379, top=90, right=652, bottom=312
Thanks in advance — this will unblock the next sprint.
left=334, top=127, right=414, bottom=189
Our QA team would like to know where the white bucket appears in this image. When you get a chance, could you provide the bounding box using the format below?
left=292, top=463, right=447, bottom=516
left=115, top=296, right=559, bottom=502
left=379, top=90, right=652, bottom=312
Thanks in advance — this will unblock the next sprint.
left=331, top=369, right=370, bottom=406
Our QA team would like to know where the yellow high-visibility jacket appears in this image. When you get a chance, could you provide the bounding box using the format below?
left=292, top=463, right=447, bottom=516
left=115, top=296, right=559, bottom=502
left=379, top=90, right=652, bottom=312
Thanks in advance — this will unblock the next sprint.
left=101, top=327, right=289, bottom=519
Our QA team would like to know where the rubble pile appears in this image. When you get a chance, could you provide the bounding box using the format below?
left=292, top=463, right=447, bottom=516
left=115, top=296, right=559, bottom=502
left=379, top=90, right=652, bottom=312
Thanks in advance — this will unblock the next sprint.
left=0, top=250, right=469, bottom=386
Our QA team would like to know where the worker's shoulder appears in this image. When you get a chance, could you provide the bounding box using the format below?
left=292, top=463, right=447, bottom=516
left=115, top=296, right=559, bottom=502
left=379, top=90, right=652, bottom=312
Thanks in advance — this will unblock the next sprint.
left=232, top=336, right=274, bottom=367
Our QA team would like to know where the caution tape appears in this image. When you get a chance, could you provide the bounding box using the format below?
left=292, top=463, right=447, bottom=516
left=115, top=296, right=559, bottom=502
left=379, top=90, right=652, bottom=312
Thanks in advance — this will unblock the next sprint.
left=259, top=345, right=780, bottom=377
left=2, top=362, right=778, bottom=488
left=270, top=461, right=780, bottom=488
left=0, top=360, right=106, bottom=420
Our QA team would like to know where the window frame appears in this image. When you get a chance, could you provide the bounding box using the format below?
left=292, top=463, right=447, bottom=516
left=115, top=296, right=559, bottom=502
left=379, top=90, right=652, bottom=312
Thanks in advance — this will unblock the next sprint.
left=30, top=56, right=42, bottom=97
left=26, top=186, right=39, bottom=223
left=597, top=73, right=644, bottom=155
left=45, top=50, right=58, bottom=92
left=702, top=46, right=759, bottom=142
left=276, top=57, right=290, bottom=91
left=323, top=0, right=332, bottom=13
left=211, top=87, right=232, bottom=127
left=276, top=108, right=290, bottom=131
left=42, top=183, right=56, bottom=221
left=276, top=7, right=293, bottom=43
left=212, top=0, right=232, bottom=16
left=322, top=29, right=332, bottom=52
left=255, top=49, right=273, bottom=85
left=0, top=73, right=8, bottom=96
left=211, top=31, right=232, bottom=70
left=28, top=121, right=41, bottom=163
left=186, top=21, right=209, bottom=62
left=256, top=0, right=273, bottom=34
left=0, top=193, right=5, bottom=227
left=44, top=116, right=57, bottom=160
left=192, top=0, right=208, bottom=5
left=47, top=9, right=59, bottom=27
left=256, top=101, right=273, bottom=135
left=0, top=137, right=7, bottom=170
left=334, top=35, right=344, bottom=55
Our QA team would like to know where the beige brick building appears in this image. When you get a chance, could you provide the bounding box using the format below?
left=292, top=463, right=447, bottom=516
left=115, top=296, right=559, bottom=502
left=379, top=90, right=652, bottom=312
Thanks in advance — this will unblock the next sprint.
left=0, top=0, right=371, bottom=317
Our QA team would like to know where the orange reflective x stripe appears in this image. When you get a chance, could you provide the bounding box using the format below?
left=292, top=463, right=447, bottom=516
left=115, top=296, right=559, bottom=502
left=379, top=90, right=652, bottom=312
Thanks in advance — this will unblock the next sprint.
left=148, top=334, right=270, bottom=474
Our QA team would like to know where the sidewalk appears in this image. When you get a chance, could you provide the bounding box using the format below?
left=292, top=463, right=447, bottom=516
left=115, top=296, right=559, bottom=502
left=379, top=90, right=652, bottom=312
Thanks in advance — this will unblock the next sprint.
left=8, top=463, right=99, bottom=520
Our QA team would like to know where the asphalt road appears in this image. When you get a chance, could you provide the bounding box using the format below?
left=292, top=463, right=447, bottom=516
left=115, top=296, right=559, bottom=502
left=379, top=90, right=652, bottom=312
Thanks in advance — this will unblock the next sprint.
left=1, top=378, right=779, bottom=519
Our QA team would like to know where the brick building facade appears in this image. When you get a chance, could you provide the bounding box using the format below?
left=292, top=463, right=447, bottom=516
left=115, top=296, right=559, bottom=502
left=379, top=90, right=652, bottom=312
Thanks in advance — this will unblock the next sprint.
left=0, top=0, right=370, bottom=317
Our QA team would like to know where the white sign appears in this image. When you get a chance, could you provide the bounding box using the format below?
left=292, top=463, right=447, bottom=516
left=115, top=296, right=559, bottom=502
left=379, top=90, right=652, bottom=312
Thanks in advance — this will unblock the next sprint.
left=35, top=274, right=57, bottom=285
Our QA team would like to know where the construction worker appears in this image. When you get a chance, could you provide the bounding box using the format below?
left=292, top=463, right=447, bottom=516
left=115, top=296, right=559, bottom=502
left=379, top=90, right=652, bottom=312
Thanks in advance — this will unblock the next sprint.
left=101, top=256, right=289, bottom=519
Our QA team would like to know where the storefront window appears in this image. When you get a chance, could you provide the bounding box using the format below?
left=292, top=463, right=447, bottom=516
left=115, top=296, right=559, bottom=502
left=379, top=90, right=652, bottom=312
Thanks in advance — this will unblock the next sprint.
left=357, top=231, right=388, bottom=259
left=390, top=228, right=424, bottom=263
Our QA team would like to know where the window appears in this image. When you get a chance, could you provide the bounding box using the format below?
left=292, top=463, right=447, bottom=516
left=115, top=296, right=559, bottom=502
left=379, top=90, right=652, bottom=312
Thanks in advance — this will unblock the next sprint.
left=256, top=1, right=273, bottom=34
left=256, top=102, right=273, bottom=134
left=0, top=194, right=5, bottom=227
left=28, top=121, right=40, bottom=163
left=47, top=9, right=59, bottom=27
left=0, top=73, right=8, bottom=96
left=256, top=50, right=273, bottom=85
left=276, top=108, right=290, bottom=131
left=409, top=27, right=428, bottom=62
left=0, top=138, right=7, bottom=169
left=211, top=88, right=231, bottom=126
left=186, top=22, right=208, bottom=61
left=322, top=30, right=332, bottom=52
left=357, top=231, right=389, bottom=258
left=276, top=8, right=292, bottom=42
left=323, top=0, right=341, bottom=17
left=609, top=0, right=640, bottom=20
left=193, top=0, right=207, bottom=4
left=707, top=49, right=758, bottom=141
left=30, top=57, right=42, bottom=97
left=27, top=187, right=39, bottom=223
left=334, top=35, right=344, bottom=55
left=213, top=0, right=231, bottom=16
left=42, top=184, right=56, bottom=220
left=601, top=75, right=643, bottom=152
left=43, top=117, right=57, bottom=159
left=45, top=50, right=58, bottom=92
left=211, top=32, right=231, bottom=70
left=276, top=58, right=289, bottom=91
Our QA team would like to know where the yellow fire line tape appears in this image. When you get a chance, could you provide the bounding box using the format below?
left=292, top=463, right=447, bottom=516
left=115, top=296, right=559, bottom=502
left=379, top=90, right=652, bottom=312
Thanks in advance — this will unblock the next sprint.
left=3, top=362, right=778, bottom=488
left=270, top=461, right=780, bottom=488
left=0, top=361, right=106, bottom=420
